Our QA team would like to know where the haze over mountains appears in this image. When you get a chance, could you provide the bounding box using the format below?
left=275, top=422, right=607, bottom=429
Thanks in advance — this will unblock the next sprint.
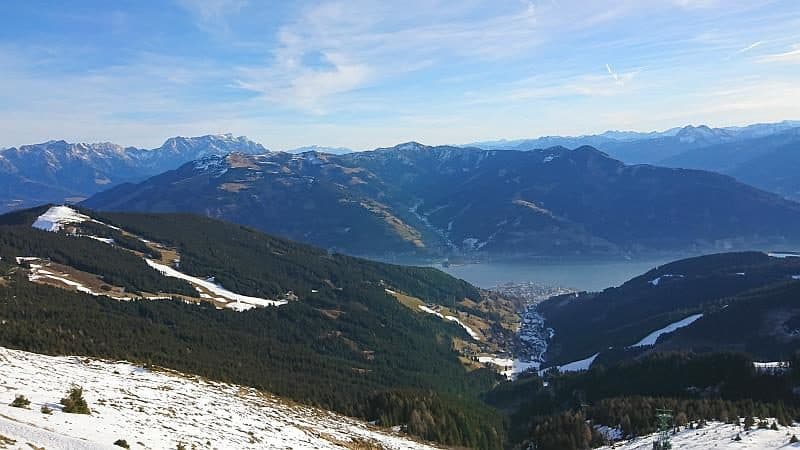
left=470, top=121, right=800, bottom=201
left=3, top=119, right=800, bottom=259
left=286, top=145, right=355, bottom=155
left=468, top=120, right=800, bottom=163
left=0, top=134, right=266, bottom=212
left=85, top=141, right=800, bottom=259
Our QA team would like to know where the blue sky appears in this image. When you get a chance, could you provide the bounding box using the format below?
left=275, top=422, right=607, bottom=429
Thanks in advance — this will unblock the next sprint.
left=1, top=0, right=799, bottom=150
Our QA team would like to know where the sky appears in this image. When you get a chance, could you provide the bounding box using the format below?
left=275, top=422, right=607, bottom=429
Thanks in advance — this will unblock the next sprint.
left=0, top=0, right=799, bottom=151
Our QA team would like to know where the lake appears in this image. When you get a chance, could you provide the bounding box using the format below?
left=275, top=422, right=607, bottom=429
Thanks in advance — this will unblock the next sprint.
left=437, top=258, right=674, bottom=292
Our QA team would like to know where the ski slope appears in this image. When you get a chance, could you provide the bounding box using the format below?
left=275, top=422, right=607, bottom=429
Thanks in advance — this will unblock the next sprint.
left=598, top=420, right=800, bottom=449
left=0, top=347, right=437, bottom=450
left=632, top=313, right=704, bottom=347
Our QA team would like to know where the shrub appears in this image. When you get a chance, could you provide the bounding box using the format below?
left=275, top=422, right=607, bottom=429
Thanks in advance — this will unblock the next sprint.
left=791, top=435, right=799, bottom=444
left=61, top=386, right=90, bottom=414
left=10, top=395, right=30, bottom=408
left=113, top=439, right=130, bottom=448
left=41, top=404, right=53, bottom=414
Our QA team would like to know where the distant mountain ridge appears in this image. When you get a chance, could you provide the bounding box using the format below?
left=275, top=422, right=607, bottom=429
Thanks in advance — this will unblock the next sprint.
left=0, top=134, right=267, bottom=212
left=84, top=142, right=800, bottom=259
left=467, top=121, right=800, bottom=200
left=658, top=127, right=800, bottom=200
left=5, top=119, right=799, bottom=213
left=286, top=144, right=354, bottom=155
left=467, top=120, right=800, bottom=155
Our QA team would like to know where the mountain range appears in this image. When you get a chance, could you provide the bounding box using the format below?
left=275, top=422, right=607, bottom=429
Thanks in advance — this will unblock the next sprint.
left=0, top=134, right=266, bottom=212
left=286, top=144, right=354, bottom=155
left=84, top=142, right=800, bottom=259
left=468, top=121, right=800, bottom=164
left=3, top=120, right=800, bottom=258
left=658, top=127, right=800, bottom=201
left=469, top=121, right=800, bottom=201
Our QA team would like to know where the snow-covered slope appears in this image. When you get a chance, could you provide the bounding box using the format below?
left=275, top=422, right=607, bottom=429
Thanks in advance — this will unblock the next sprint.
left=0, top=347, right=437, bottom=450
left=25, top=205, right=288, bottom=311
left=145, top=259, right=288, bottom=310
left=631, top=313, right=704, bottom=347
left=598, top=420, right=800, bottom=449
left=0, top=134, right=267, bottom=213
left=31, top=205, right=91, bottom=231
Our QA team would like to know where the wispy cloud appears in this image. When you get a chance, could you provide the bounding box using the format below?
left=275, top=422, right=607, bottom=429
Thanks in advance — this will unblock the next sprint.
left=235, top=51, right=373, bottom=114
left=176, top=0, right=248, bottom=32
left=606, top=64, right=622, bottom=85
left=736, top=40, right=763, bottom=54
left=759, top=44, right=800, bottom=63
left=231, top=1, right=541, bottom=112
left=1, top=0, right=799, bottom=150
left=722, top=40, right=764, bottom=60
left=605, top=64, right=639, bottom=87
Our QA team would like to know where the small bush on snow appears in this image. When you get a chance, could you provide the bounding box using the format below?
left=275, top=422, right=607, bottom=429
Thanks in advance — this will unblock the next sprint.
left=10, top=395, right=30, bottom=408
left=61, top=386, right=90, bottom=414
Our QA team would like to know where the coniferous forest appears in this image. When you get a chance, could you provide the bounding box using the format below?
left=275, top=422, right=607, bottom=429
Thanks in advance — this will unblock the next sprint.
left=2, top=208, right=800, bottom=449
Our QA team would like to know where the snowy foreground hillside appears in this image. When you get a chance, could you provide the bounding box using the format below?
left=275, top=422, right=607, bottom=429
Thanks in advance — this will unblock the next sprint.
left=599, top=420, right=800, bottom=449
left=0, top=347, right=437, bottom=450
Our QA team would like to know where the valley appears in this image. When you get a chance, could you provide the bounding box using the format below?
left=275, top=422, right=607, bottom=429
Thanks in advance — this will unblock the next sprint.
left=436, top=258, right=677, bottom=292
left=5, top=2, right=800, bottom=448
left=0, top=206, right=512, bottom=448
left=4, top=204, right=800, bottom=450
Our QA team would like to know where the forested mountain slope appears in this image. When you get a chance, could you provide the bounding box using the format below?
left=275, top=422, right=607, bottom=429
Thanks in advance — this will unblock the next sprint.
left=537, top=252, right=800, bottom=365
left=0, top=205, right=505, bottom=448
left=84, top=145, right=800, bottom=258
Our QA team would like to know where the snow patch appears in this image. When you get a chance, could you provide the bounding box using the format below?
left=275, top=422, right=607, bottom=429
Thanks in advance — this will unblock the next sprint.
left=598, top=419, right=800, bottom=449
left=478, top=356, right=540, bottom=380
left=193, top=155, right=229, bottom=177
left=418, top=305, right=480, bottom=341
left=540, top=353, right=599, bottom=374
left=767, top=252, right=800, bottom=258
left=85, top=235, right=115, bottom=244
left=753, top=361, right=790, bottom=372
left=444, top=315, right=481, bottom=341
left=558, top=353, right=599, bottom=372
left=418, top=304, right=444, bottom=318
left=631, top=313, right=704, bottom=347
left=145, top=259, right=287, bottom=309
left=649, top=274, right=684, bottom=286
left=22, top=259, right=133, bottom=300
left=32, top=206, right=89, bottom=231
left=15, top=257, right=39, bottom=264
left=594, top=424, right=623, bottom=441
